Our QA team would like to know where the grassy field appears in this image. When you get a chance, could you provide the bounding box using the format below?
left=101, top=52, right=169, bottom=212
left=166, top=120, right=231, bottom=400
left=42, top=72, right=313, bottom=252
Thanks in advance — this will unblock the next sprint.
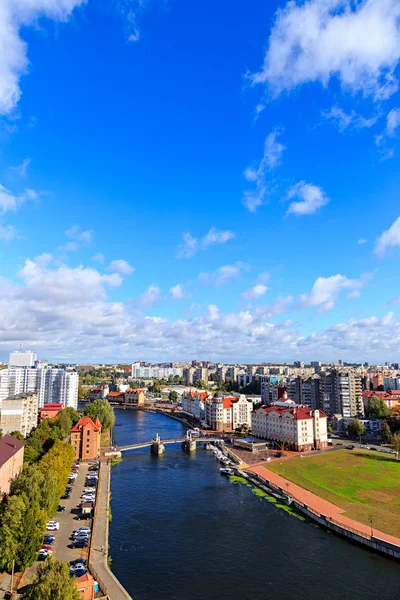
left=267, top=450, right=400, bottom=537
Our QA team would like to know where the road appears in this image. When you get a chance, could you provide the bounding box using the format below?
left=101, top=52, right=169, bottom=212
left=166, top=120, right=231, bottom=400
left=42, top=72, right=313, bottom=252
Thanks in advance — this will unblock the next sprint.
left=51, top=462, right=92, bottom=565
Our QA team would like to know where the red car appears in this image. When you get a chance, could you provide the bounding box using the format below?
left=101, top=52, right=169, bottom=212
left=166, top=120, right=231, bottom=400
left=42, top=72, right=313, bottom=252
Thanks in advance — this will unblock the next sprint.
left=41, top=545, right=53, bottom=552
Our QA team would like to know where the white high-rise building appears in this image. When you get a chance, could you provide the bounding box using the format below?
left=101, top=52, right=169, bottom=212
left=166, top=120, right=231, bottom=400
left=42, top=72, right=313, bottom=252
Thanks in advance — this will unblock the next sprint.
left=9, top=351, right=37, bottom=368
left=0, top=361, right=78, bottom=410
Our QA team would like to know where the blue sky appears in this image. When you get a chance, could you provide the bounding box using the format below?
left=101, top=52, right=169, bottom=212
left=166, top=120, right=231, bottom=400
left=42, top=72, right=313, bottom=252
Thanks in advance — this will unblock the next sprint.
left=1, top=0, right=400, bottom=364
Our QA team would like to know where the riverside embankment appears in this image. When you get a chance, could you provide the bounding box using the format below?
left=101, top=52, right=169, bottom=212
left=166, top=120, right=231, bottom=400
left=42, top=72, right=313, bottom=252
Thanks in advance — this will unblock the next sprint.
left=107, top=408, right=400, bottom=600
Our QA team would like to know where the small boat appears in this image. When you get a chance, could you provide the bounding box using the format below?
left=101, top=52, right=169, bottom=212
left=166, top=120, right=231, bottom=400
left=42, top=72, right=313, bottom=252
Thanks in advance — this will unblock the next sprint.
left=205, top=443, right=212, bottom=450
left=220, top=467, right=234, bottom=475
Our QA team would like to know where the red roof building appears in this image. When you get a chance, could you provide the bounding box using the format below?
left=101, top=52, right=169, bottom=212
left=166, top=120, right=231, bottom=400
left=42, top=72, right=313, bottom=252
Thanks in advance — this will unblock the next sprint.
left=39, top=403, right=64, bottom=421
left=70, top=416, right=101, bottom=461
left=0, top=435, right=25, bottom=496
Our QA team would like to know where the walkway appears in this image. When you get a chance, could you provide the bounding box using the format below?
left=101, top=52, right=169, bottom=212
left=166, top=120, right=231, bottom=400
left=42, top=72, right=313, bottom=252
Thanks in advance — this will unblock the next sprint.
left=246, top=464, right=400, bottom=547
left=89, top=461, right=133, bottom=600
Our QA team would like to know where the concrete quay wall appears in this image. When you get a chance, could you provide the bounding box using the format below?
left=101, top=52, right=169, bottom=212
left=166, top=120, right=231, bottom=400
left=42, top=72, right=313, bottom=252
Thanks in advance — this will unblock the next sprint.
left=241, top=471, right=400, bottom=561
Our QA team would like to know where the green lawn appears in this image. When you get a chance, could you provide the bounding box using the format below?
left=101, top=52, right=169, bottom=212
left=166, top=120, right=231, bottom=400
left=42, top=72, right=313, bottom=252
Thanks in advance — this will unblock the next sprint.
left=267, top=450, right=400, bottom=537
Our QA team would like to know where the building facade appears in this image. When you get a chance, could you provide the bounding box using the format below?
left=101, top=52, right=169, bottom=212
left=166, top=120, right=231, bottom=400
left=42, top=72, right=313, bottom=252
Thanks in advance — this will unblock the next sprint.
left=251, top=403, right=328, bottom=451
left=39, top=403, right=64, bottom=421
left=205, top=394, right=252, bottom=431
left=70, top=416, right=101, bottom=461
left=0, top=435, right=25, bottom=496
left=0, top=392, right=38, bottom=437
left=125, top=389, right=145, bottom=404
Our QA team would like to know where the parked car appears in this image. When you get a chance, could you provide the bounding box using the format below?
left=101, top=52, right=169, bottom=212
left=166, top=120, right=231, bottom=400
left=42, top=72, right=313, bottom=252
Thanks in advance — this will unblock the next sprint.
left=72, top=540, right=89, bottom=549
left=41, top=545, right=53, bottom=553
left=38, top=551, right=50, bottom=561
left=61, top=493, right=71, bottom=500
left=43, top=535, right=56, bottom=544
left=74, top=513, right=91, bottom=521
left=73, top=568, right=87, bottom=578
left=46, top=521, right=60, bottom=531
left=70, top=558, right=87, bottom=568
left=360, top=445, right=370, bottom=450
left=57, top=505, right=66, bottom=512
left=75, top=527, right=91, bottom=533
left=345, top=445, right=355, bottom=450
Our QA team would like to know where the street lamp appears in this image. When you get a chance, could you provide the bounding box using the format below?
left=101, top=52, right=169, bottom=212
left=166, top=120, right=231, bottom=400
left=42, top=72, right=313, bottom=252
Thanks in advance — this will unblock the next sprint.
left=369, top=516, right=374, bottom=538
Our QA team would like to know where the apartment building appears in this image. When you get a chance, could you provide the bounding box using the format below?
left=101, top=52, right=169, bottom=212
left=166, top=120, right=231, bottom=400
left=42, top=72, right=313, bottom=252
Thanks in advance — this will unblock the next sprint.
left=384, top=377, right=400, bottom=391
left=70, top=416, right=101, bottom=461
left=205, top=394, right=252, bottom=431
left=251, top=403, right=328, bottom=451
left=0, top=435, right=25, bottom=496
left=319, top=370, right=362, bottom=418
left=8, top=350, right=37, bottom=367
left=0, top=392, right=39, bottom=437
left=181, top=391, right=210, bottom=421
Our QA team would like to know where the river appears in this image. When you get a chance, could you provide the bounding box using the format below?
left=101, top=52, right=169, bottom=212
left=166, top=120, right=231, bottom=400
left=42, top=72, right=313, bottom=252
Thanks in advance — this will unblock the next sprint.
left=109, top=409, right=400, bottom=600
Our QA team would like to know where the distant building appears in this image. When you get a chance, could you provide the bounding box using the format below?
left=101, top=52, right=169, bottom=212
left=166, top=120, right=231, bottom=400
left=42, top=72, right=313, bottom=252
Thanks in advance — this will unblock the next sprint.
left=0, top=392, right=38, bottom=437
left=39, top=403, right=64, bottom=421
left=185, top=368, right=195, bottom=386
left=8, top=350, right=37, bottom=368
left=89, top=385, right=109, bottom=401
left=0, top=435, right=25, bottom=496
left=70, top=416, right=101, bottom=461
left=107, top=391, right=125, bottom=403
left=205, top=394, right=252, bottom=431
left=125, top=389, right=145, bottom=405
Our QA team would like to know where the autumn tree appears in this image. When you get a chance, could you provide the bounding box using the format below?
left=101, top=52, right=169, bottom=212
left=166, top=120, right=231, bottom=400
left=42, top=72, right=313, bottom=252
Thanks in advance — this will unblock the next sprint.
left=24, top=557, right=81, bottom=600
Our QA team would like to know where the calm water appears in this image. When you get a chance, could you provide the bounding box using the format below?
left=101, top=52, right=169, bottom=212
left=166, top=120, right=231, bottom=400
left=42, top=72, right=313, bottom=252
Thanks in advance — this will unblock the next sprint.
left=109, top=409, right=400, bottom=600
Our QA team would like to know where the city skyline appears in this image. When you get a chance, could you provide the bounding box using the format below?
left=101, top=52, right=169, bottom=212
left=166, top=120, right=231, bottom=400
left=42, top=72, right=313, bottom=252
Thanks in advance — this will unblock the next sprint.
left=1, top=0, right=400, bottom=363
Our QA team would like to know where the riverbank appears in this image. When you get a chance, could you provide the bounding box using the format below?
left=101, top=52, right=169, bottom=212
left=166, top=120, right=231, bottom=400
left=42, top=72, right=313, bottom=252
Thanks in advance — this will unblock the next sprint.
left=90, top=460, right=133, bottom=600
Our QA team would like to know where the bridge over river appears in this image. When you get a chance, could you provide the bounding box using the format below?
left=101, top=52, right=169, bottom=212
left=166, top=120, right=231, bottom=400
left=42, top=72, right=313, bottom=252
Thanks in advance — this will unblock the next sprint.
left=104, top=433, right=224, bottom=457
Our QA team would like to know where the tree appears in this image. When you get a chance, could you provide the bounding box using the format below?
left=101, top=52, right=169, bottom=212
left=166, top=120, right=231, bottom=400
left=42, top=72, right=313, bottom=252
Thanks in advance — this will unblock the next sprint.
left=0, top=494, right=25, bottom=571
left=365, top=396, right=390, bottom=419
left=56, top=409, right=72, bottom=439
left=381, top=422, right=393, bottom=444
left=393, top=432, right=400, bottom=460
left=327, top=426, right=333, bottom=435
left=347, top=419, right=365, bottom=438
left=83, top=399, right=115, bottom=430
left=9, top=430, right=25, bottom=442
left=24, top=557, right=81, bottom=600
left=0, top=428, right=2, bottom=439
left=168, top=390, right=179, bottom=403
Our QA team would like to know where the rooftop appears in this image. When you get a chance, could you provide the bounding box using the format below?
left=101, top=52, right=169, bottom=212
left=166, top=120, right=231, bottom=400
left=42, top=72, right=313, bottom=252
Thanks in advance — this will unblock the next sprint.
left=0, top=435, right=25, bottom=468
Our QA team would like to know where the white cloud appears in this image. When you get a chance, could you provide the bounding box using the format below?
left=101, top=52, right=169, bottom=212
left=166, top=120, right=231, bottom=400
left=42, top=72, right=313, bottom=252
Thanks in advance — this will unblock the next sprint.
left=0, top=223, right=18, bottom=241
left=357, top=238, right=367, bottom=245
left=106, top=259, right=135, bottom=276
left=0, top=0, right=87, bottom=116
left=243, top=129, right=285, bottom=212
left=386, top=108, right=400, bottom=135
left=322, top=106, right=379, bottom=132
left=176, top=227, right=235, bottom=259
left=170, top=284, right=185, bottom=300
left=58, top=242, right=78, bottom=253
left=65, top=225, right=92, bottom=244
left=9, top=157, right=30, bottom=177
left=199, top=262, right=250, bottom=287
left=0, top=254, right=396, bottom=363
left=138, top=285, right=161, bottom=308
left=252, top=0, right=400, bottom=101
left=300, top=273, right=368, bottom=313
left=0, top=183, right=38, bottom=214
left=91, top=253, right=104, bottom=263
left=287, top=181, right=329, bottom=216
left=242, top=284, right=268, bottom=300
left=374, top=215, right=400, bottom=256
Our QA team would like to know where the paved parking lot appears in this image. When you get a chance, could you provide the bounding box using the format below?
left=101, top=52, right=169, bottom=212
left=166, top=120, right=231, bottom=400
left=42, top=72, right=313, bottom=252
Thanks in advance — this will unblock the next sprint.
left=51, top=463, right=93, bottom=565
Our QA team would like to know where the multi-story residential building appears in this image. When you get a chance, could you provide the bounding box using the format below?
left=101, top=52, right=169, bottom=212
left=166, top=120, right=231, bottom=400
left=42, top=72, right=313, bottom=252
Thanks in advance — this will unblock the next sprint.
left=227, top=366, right=239, bottom=381
left=125, top=389, right=145, bottom=404
left=251, top=402, right=328, bottom=451
left=8, top=350, right=37, bottom=368
left=261, top=381, right=286, bottom=405
left=194, top=367, right=208, bottom=383
left=185, top=367, right=195, bottom=386
left=319, top=370, right=362, bottom=418
left=384, top=377, right=400, bottom=391
left=0, top=435, right=25, bottom=496
left=0, top=392, right=38, bottom=437
left=70, top=416, right=101, bottom=461
left=205, top=394, right=252, bottom=431
left=0, top=369, right=10, bottom=409
left=131, top=364, right=184, bottom=379
left=1, top=364, right=78, bottom=409
left=181, top=391, right=210, bottom=421
left=217, top=366, right=228, bottom=382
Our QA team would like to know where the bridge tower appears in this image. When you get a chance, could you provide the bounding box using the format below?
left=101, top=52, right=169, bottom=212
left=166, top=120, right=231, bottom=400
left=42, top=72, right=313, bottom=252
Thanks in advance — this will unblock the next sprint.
left=182, top=430, right=196, bottom=452
left=151, top=432, right=165, bottom=455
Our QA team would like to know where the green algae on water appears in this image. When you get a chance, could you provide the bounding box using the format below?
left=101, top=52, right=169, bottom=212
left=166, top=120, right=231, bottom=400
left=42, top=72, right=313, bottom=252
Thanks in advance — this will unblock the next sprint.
left=229, top=475, right=305, bottom=520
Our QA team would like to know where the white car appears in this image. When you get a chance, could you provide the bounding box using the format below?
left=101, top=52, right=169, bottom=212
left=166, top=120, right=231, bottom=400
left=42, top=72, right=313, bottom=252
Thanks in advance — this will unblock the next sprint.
left=69, top=472, right=78, bottom=479
left=46, top=521, right=60, bottom=531
left=76, top=527, right=91, bottom=533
